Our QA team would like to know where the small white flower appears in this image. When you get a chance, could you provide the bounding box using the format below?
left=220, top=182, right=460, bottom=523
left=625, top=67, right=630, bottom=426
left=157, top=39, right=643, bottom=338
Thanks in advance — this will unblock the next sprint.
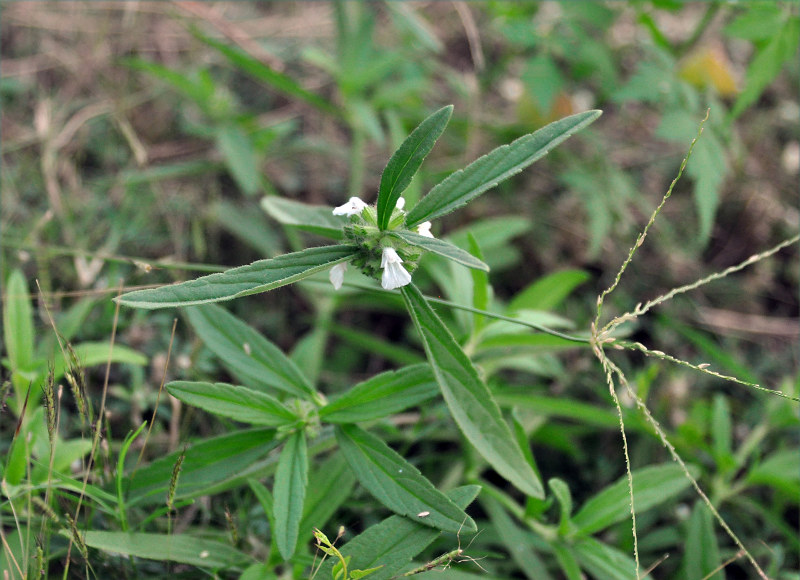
left=380, top=247, right=412, bottom=290
left=329, top=262, right=347, bottom=290
left=332, top=196, right=368, bottom=216
left=417, top=221, right=434, bottom=238
left=396, top=197, right=406, bottom=210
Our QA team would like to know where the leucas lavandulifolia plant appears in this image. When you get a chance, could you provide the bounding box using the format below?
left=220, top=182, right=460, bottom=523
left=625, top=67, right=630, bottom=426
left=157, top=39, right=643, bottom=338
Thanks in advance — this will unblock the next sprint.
left=117, top=105, right=601, bottom=499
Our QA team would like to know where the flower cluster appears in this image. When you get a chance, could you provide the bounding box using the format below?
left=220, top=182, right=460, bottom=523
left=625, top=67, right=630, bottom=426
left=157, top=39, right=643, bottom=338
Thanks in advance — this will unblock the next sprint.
left=329, top=196, right=433, bottom=291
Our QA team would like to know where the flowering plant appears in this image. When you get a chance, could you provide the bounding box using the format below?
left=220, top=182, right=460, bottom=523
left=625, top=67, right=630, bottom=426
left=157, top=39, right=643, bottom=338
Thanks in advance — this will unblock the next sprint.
left=117, top=106, right=601, bottom=558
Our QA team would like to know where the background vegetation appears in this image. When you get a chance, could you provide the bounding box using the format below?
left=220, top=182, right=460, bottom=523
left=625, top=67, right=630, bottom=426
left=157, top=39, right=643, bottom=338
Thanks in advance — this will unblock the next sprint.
left=1, top=2, right=797, bottom=578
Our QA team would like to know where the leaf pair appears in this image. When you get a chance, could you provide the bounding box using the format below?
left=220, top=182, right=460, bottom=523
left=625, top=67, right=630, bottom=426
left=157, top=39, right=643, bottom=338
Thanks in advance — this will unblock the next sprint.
left=117, top=108, right=601, bottom=309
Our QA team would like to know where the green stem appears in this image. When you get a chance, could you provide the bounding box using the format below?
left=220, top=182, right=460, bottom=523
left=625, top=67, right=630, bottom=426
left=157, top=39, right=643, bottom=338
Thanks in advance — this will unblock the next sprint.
left=332, top=281, right=591, bottom=344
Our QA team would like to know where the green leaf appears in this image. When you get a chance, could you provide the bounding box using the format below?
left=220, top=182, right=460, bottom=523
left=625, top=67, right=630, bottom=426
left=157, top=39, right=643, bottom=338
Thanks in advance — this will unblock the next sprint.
left=186, top=304, right=314, bottom=398
left=390, top=230, right=489, bottom=271
left=116, top=244, right=357, bottom=309
left=261, top=196, right=346, bottom=240
left=730, top=16, right=800, bottom=120
left=197, top=32, right=337, bottom=115
left=746, top=448, right=800, bottom=495
left=127, top=428, right=277, bottom=504
left=482, top=495, right=553, bottom=580
left=405, top=110, right=602, bottom=228
left=77, top=531, right=252, bottom=569
left=215, top=200, right=281, bottom=256
left=335, top=424, right=475, bottom=534
left=313, top=486, right=481, bottom=580
left=300, top=452, right=356, bottom=535
left=274, top=431, right=308, bottom=560
left=684, top=501, right=722, bottom=580
left=4, top=269, right=34, bottom=371
left=166, top=381, right=297, bottom=426
left=401, top=283, right=544, bottom=498
left=328, top=323, right=425, bottom=366
left=215, top=123, right=260, bottom=196
left=467, top=233, right=489, bottom=334
left=508, top=269, right=590, bottom=312
left=125, top=58, right=214, bottom=108
left=320, top=364, right=438, bottom=424
left=571, top=463, right=697, bottom=536
left=377, top=105, right=453, bottom=230
left=711, top=394, right=733, bottom=470
left=549, top=478, right=573, bottom=535
left=572, top=537, right=638, bottom=580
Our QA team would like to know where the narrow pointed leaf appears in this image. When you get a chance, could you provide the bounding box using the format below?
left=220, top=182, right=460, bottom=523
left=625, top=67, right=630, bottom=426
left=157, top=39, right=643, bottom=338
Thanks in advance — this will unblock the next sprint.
left=261, top=197, right=346, bottom=240
left=335, top=424, right=475, bottom=533
left=197, top=33, right=338, bottom=115
left=571, top=463, right=698, bottom=536
left=320, top=364, right=438, bottom=423
left=186, top=304, right=314, bottom=398
left=299, top=453, right=356, bottom=535
left=313, top=486, right=480, bottom=580
left=401, top=283, right=544, bottom=498
left=483, top=495, right=553, bottom=580
left=274, top=431, right=308, bottom=560
left=4, top=269, right=34, bottom=371
left=126, top=428, right=277, bottom=504
left=116, top=244, right=357, bottom=309
left=572, top=538, right=638, bottom=580
left=685, top=501, right=722, bottom=580
left=405, top=110, right=602, bottom=228
left=377, top=105, right=453, bottom=230
left=389, top=230, right=489, bottom=271
left=77, top=531, right=253, bottom=569
left=166, top=381, right=297, bottom=427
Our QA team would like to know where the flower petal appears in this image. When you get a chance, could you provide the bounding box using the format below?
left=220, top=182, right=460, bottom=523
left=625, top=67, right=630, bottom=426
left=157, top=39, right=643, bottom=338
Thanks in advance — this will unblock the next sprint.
left=382, top=261, right=412, bottom=290
left=396, top=197, right=406, bottom=211
left=332, top=197, right=368, bottom=216
left=380, top=247, right=412, bottom=290
left=329, top=262, right=347, bottom=290
left=417, top=221, right=434, bottom=238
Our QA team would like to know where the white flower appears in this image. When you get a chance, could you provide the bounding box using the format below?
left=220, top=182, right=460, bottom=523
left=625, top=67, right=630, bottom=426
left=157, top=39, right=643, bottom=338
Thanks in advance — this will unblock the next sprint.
left=396, top=197, right=406, bottom=211
left=380, top=247, right=412, bottom=290
left=329, top=262, right=347, bottom=290
left=332, top=196, right=368, bottom=216
left=417, top=221, right=434, bottom=238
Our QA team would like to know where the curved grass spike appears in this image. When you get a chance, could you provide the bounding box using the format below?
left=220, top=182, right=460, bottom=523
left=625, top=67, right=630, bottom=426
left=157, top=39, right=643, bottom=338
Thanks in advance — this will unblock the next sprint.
left=589, top=111, right=797, bottom=579
left=377, top=105, right=453, bottom=230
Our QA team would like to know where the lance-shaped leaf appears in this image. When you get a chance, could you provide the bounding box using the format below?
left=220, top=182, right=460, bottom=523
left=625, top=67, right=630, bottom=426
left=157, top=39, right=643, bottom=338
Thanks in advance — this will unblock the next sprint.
left=377, top=105, right=453, bottom=230
left=319, top=364, right=438, bottom=424
left=166, top=381, right=297, bottom=427
left=389, top=230, right=489, bottom=271
left=261, top=197, right=346, bottom=240
left=116, top=244, right=358, bottom=309
left=274, top=431, right=308, bottom=560
left=571, top=463, right=698, bottom=536
left=76, top=531, right=253, bottom=569
left=335, top=424, right=475, bottom=534
left=126, top=428, right=277, bottom=505
left=405, top=110, right=602, bottom=228
left=313, top=485, right=480, bottom=580
left=401, top=283, right=544, bottom=498
left=186, top=305, right=314, bottom=399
